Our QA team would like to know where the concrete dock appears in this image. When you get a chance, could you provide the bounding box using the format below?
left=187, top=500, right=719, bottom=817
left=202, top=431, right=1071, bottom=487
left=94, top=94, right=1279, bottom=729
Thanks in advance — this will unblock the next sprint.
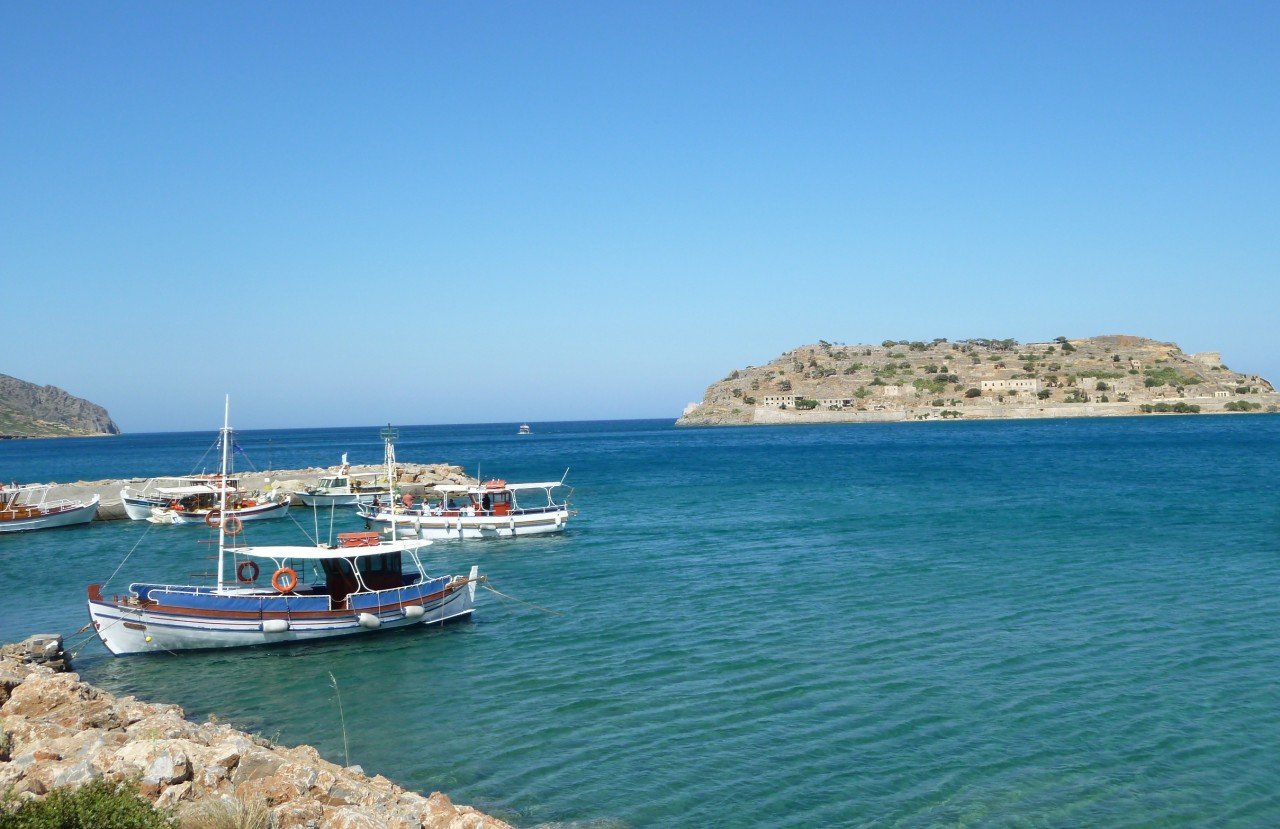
left=39, top=462, right=477, bottom=521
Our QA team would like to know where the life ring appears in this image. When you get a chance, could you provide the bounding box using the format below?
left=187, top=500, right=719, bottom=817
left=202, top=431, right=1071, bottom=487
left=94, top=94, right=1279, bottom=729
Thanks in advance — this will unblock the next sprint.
left=236, top=559, right=259, bottom=583
left=224, top=515, right=243, bottom=535
left=204, top=509, right=221, bottom=527
left=271, top=567, right=298, bottom=594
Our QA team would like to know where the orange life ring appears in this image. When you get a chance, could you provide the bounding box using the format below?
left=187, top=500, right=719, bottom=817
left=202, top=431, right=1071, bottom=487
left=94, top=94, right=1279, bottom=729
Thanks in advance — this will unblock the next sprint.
left=236, top=560, right=259, bottom=583
left=204, top=509, right=221, bottom=527
left=271, top=567, right=298, bottom=594
left=224, top=515, right=244, bottom=535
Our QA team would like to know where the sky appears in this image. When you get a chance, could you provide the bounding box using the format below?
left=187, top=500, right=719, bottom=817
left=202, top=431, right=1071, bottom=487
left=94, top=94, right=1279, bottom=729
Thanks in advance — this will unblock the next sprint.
left=2, top=2, right=1277, bottom=432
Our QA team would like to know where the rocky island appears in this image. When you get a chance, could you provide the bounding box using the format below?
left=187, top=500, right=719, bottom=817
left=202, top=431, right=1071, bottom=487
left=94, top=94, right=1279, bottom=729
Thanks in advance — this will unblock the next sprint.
left=0, top=373, right=120, bottom=438
left=679, top=335, right=1279, bottom=426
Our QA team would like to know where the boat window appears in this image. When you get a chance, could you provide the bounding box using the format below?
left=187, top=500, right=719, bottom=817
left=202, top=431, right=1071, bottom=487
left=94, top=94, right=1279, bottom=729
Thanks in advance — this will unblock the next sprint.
left=356, top=553, right=403, bottom=590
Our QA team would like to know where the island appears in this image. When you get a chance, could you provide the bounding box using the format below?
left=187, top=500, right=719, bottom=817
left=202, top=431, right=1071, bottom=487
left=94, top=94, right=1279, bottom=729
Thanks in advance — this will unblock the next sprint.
left=678, top=335, right=1279, bottom=426
left=0, top=373, right=120, bottom=438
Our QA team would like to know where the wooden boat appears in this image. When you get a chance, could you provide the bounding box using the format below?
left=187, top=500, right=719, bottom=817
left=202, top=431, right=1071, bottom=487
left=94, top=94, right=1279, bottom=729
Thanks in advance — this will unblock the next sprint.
left=0, top=483, right=99, bottom=533
left=87, top=406, right=481, bottom=655
left=120, top=475, right=239, bottom=520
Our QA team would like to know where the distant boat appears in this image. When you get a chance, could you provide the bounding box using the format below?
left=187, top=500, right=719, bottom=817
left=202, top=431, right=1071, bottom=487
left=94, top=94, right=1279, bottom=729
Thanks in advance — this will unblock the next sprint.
left=294, top=453, right=390, bottom=508
left=0, top=483, right=99, bottom=533
left=87, top=403, right=482, bottom=655
left=358, top=475, right=573, bottom=540
left=518, top=423, right=532, bottom=435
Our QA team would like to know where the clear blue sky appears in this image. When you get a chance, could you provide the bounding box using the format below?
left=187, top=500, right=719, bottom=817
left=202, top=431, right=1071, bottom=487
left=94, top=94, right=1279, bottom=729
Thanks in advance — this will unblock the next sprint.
left=3, top=2, right=1276, bottom=431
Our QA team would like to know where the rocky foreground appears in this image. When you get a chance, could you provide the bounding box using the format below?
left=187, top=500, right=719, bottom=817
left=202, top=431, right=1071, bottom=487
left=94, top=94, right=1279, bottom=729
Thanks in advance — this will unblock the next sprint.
left=0, top=635, right=511, bottom=828
left=679, top=334, right=1279, bottom=426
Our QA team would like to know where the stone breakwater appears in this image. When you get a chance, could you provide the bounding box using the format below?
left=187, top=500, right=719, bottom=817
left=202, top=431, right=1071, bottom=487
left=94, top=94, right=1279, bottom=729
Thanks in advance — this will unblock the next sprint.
left=40, top=463, right=477, bottom=522
left=0, top=635, right=512, bottom=828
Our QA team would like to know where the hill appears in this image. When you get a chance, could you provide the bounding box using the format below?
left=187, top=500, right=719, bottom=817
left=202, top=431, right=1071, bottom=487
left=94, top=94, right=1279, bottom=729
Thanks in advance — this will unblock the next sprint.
left=0, top=373, right=121, bottom=438
left=678, top=335, right=1278, bottom=426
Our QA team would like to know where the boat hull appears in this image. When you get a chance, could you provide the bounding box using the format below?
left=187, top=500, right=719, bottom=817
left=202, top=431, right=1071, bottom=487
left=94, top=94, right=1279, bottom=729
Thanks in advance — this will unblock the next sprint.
left=87, top=569, right=478, bottom=655
left=296, top=492, right=384, bottom=508
left=149, top=500, right=290, bottom=524
left=0, top=495, right=99, bottom=533
left=362, top=509, right=570, bottom=540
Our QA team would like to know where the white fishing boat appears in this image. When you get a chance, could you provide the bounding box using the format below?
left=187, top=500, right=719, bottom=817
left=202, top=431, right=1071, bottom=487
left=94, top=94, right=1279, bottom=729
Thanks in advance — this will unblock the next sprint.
left=294, top=454, right=390, bottom=508
left=358, top=476, right=572, bottom=540
left=120, top=475, right=238, bottom=520
left=518, top=423, right=532, bottom=435
left=87, top=405, right=482, bottom=656
left=145, top=489, right=289, bottom=525
left=0, top=483, right=99, bottom=534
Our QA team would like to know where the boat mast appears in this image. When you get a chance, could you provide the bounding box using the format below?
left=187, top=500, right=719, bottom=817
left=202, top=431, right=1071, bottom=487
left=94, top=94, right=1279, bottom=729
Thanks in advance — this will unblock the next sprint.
left=381, top=424, right=398, bottom=542
left=216, top=395, right=230, bottom=592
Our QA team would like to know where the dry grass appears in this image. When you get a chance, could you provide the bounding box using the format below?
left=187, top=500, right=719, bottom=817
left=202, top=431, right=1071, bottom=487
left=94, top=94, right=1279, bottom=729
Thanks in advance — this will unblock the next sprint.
left=178, top=797, right=270, bottom=829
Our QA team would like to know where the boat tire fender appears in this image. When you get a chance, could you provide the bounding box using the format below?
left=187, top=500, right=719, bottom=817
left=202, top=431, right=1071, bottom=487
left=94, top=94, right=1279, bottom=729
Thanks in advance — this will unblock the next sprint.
left=236, top=559, right=259, bottom=583
left=272, top=567, right=298, bottom=594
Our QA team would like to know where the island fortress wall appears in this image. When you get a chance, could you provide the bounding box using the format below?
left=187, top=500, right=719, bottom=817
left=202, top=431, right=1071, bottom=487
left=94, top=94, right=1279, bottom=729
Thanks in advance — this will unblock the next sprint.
left=0, top=635, right=512, bottom=828
left=678, top=335, right=1279, bottom=425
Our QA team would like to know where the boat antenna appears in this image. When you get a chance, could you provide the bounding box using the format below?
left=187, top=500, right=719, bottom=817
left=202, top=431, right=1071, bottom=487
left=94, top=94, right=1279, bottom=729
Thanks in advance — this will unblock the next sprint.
left=380, top=423, right=399, bottom=543
left=216, top=395, right=230, bottom=593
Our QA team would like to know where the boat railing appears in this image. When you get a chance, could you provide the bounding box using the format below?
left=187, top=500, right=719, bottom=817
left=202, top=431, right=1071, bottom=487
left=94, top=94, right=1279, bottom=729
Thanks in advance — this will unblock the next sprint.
left=133, top=573, right=452, bottom=614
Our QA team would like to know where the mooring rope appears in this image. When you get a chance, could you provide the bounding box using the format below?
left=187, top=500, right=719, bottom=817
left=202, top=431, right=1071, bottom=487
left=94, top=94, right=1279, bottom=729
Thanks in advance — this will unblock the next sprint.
left=481, top=583, right=565, bottom=616
left=102, top=520, right=156, bottom=592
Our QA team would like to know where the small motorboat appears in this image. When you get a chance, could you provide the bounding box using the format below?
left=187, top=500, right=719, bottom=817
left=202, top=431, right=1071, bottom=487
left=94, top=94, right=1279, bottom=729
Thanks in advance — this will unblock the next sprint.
left=518, top=423, right=532, bottom=435
left=294, top=454, right=390, bottom=508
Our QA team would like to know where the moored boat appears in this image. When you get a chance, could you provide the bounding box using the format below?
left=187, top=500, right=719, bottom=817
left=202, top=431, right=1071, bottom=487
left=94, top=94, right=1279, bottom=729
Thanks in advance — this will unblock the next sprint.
left=358, top=477, right=572, bottom=540
left=86, top=404, right=482, bottom=656
left=120, top=475, right=239, bottom=520
left=294, top=454, right=390, bottom=508
left=0, top=483, right=99, bottom=533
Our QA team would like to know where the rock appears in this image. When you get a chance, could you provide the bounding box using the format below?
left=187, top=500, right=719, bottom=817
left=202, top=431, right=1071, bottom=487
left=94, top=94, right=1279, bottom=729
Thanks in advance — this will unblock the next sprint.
left=273, top=799, right=326, bottom=829
left=53, top=759, right=101, bottom=787
left=321, top=806, right=387, bottom=829
left=155, top=780, right=193, bottom=809
left=143, top=745, right=192, bottom=787
left=232, top=746, right=286, bottom=783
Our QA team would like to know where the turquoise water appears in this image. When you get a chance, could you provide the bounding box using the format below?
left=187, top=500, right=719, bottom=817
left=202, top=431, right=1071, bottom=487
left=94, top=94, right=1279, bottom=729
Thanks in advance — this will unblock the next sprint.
left=2, top=416, right=1279, bottom=827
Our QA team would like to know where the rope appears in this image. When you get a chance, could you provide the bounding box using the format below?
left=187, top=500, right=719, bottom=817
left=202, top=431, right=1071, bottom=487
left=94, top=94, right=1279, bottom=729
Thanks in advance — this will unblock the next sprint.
left=102, top=521, right=156, bottom=592
left=481, top=583, right=565, bottom=616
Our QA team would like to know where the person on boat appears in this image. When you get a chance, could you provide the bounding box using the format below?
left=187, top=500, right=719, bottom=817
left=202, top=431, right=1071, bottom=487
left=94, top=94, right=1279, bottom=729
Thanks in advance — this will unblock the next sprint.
left=481, top=492, right=492, bottom=513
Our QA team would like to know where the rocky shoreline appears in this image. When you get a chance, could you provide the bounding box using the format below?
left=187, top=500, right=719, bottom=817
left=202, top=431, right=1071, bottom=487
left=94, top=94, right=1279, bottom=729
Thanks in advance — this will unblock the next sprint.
left=36, top=463, right=477, bottom=523
left=0, top=634, right=511, bottom=828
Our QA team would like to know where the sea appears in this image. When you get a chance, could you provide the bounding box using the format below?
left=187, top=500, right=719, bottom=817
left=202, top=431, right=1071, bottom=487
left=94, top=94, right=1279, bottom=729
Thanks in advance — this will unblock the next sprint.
left=2, top=416, right=1278, bottom=828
